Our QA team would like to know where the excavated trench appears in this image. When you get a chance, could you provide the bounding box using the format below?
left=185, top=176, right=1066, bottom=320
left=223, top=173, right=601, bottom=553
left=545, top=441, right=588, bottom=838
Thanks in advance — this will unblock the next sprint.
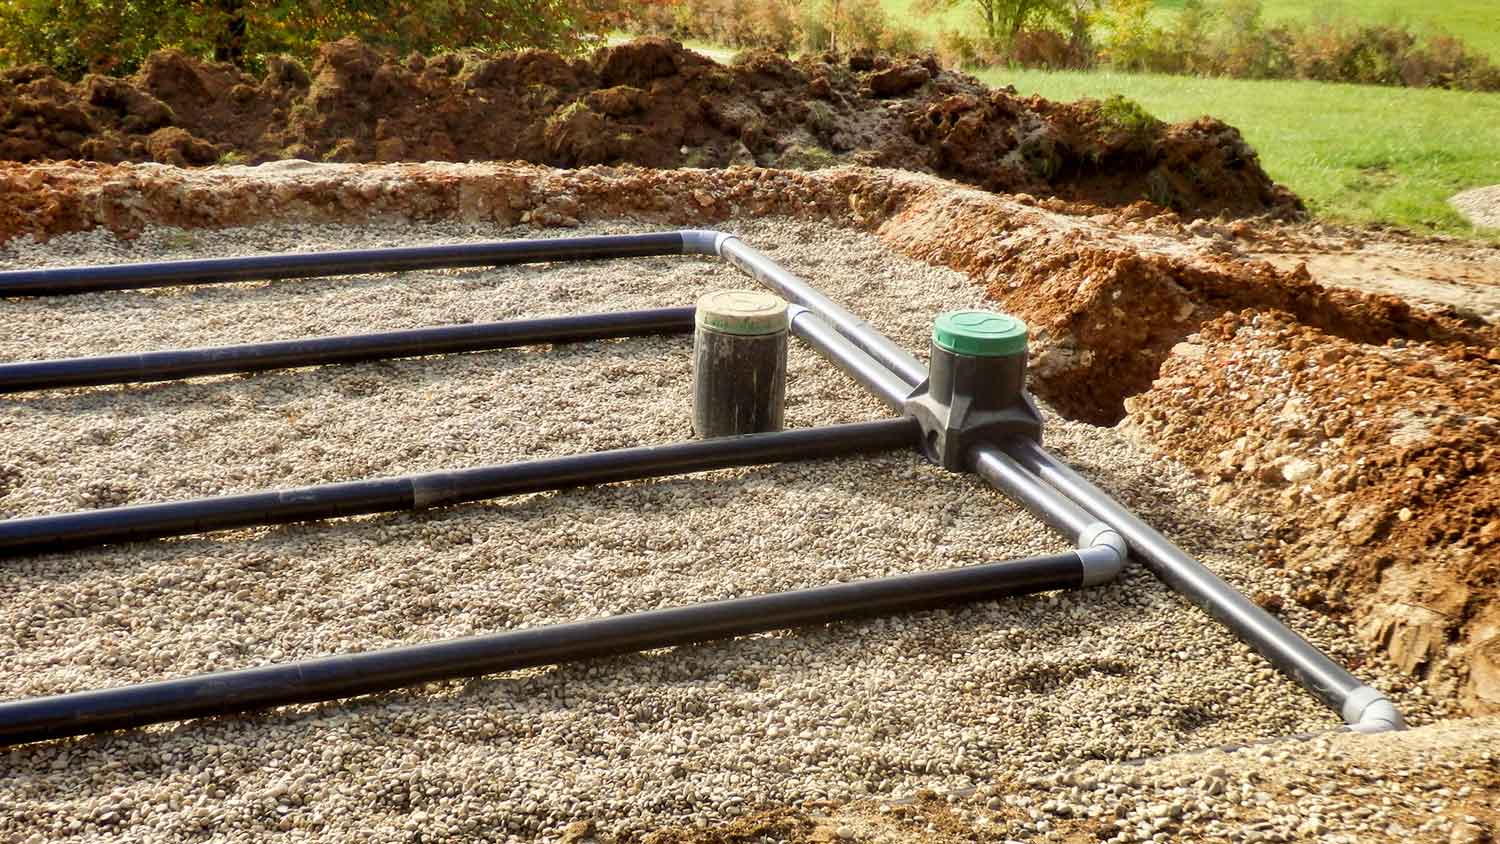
left=1, top=160, right=1497, bottom=723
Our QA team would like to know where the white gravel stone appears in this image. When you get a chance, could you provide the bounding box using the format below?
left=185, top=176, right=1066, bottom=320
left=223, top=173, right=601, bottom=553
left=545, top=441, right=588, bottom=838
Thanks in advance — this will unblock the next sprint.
left=0, top=217, right=1442, bottom=842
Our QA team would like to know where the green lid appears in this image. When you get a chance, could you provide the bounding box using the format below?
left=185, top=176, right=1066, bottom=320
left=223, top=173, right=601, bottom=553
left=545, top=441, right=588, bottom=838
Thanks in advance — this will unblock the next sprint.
left=932, top=310, right=1028, bottom=357
left=696, top=289, right=788, bottom=336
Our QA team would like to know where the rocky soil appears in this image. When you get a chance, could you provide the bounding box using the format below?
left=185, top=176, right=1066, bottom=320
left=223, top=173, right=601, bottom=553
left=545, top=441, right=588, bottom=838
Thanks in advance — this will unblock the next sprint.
left=0, top=38, right=1296, bottom=219
left=638, top=716, right=1500, bottom=844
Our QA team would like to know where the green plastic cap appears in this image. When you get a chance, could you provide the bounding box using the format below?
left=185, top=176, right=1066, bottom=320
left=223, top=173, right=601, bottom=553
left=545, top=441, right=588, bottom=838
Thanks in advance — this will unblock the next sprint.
left=696, top=289, right=788, bottom=336
left=932, top=310, right=1028, bottom=357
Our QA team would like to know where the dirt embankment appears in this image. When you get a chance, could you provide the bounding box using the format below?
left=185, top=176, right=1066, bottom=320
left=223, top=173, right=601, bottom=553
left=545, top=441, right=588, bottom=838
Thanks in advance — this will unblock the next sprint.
left=1123, top=313, right=1500, bottom=714
left=0, top=38, right=1297, bottom=219
left=0, top=160, right=1496, bottom=715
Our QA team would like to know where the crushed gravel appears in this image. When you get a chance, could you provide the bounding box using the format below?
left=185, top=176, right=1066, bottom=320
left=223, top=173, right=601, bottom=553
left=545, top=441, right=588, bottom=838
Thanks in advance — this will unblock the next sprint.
left=0, top=218, right=1449, bottom=842
left=1450, top=184, right=1500, bottom=230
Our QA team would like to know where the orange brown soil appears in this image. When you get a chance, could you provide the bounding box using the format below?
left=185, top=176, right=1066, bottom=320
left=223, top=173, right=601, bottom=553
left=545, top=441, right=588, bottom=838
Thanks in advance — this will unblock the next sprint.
left=0, top=160, right=1496, bottom=721
left=0, top=38, right=1297, bottom=219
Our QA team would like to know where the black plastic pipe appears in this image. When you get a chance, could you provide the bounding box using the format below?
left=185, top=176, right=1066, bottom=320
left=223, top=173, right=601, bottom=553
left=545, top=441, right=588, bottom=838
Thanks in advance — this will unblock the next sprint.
left=0, top=307, right=695, bottom=393
left=0, top=418, right=920, bottom=557
left=0, top=550, right=1083, bottom=746
left=0, top=232, right=688, bottom=296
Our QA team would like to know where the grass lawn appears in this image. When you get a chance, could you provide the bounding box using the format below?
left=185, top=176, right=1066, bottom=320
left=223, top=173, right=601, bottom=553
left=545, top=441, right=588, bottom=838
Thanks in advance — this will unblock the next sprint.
left=979, top=67, right=1500, bottom=234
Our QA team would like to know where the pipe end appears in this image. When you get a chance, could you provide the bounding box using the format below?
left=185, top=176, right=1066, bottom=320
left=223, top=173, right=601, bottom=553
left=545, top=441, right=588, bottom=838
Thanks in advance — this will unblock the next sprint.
left=680, top=230, right=734, bottom=256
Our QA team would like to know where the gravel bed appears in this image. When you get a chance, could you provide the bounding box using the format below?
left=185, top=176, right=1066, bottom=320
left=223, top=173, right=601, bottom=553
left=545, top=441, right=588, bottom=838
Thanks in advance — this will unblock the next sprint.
left=0, top=218, right=1445, bottom=843
left=1450, top=184, right=1500, bottom=230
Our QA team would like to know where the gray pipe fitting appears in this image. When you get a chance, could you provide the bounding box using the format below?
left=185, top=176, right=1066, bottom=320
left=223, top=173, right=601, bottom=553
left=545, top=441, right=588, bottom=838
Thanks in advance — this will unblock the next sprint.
left=679, top=229, right=733, bottom=256
left=1077, top=522, right=1128, bottom=585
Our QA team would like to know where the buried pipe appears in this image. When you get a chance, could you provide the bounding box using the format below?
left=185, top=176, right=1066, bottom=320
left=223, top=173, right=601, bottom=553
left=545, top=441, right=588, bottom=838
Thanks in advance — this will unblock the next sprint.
left=0, top=418, right=920, bottom=558
left=0, top=232, right=689, bottom=297
left=0, top=307, right=696, bottom=394
left=0, top=550, right=1093, bottom=746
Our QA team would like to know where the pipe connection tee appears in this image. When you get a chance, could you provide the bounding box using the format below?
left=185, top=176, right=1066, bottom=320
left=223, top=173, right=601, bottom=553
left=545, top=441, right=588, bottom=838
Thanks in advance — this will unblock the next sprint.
left=906, top=310, right=1044, bottom=470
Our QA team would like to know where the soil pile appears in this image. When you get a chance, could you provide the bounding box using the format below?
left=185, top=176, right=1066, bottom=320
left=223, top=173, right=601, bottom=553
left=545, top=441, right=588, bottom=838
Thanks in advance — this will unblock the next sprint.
left=0, top=38, right=1297, bottom=218
left=1122, top=312, right=1500, bottom=714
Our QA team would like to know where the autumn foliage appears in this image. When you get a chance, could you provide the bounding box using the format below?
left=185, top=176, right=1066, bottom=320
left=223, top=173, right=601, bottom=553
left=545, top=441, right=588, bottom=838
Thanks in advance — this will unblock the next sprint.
left=0, top=0, right=622, bottom=79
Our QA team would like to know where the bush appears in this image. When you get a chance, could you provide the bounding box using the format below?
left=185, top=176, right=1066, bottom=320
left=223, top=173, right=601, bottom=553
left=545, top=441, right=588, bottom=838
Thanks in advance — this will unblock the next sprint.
left=0, top=0, right=618, bottom=79
left=1282, top=20, right=1500, bottom=90
left=624, top=0, right=922, bottom=57
left=1092, top=0, right=1499, bottom=91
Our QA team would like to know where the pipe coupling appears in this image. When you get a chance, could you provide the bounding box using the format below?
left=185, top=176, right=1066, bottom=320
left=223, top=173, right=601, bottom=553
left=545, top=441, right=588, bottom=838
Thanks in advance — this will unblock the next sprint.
left=1076, top=522, right=1127, bottom=586
left=679, top=230, right=734, bottom=256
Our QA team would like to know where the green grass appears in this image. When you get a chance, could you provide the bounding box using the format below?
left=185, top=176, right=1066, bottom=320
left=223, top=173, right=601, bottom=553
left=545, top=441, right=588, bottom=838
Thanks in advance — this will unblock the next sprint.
left=882, top=0, right=970, bottom=40
left=979, top=66, right=1500, bottom=234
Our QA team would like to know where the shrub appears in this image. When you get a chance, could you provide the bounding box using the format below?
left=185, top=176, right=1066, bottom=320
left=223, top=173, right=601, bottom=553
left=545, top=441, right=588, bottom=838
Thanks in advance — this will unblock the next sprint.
left=1091, top=0, right=1499, bottom=92
left=843, top=0, right=890, bottom=53
left=0, top=0, right=619, bottom=78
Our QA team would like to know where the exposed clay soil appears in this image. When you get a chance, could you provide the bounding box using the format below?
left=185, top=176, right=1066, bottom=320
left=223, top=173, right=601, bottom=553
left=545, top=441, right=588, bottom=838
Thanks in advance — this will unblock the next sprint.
left=0, top=38, right=1297, bottom=219
left=1, top=160, right=1496, bottom=728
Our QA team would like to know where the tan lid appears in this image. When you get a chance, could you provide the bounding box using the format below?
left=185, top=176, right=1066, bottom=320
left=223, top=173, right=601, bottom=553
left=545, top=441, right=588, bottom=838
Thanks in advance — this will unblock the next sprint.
left=695, top=289, right=788, bottom=336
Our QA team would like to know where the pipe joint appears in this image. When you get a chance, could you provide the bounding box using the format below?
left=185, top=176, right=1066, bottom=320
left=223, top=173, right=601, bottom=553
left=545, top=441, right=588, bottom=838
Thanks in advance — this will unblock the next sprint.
left=1076, top=522, right=1127, bottom=586
left=679, top=230, right=734, bottom=256
left=1342, top=685, right=1406, bottom=733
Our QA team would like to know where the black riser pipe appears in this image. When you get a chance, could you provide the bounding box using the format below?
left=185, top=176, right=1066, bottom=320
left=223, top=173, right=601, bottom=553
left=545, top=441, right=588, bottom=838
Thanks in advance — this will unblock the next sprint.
left=0, top=551, right=1083, bottom=745
left=0, top=418, right=920, bottom=557
left=0, top=232, right=688, bottom=296
left=0, top=307, right=695, bottom=393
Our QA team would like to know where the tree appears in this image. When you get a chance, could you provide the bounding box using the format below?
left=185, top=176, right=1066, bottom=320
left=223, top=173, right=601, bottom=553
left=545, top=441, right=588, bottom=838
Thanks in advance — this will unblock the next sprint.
left=918, top=0, right=1073, bottom=42
left=0, top=0, right=622, bottom=79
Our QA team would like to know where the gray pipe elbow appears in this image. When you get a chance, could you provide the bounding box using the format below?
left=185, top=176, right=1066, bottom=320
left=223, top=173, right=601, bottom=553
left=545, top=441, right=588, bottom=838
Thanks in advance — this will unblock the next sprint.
left=1343, top=685, right=1406, bottom=733
left=679, top=230, right=735, bottom=256
left=1076, top=522, right=1127, bottom=586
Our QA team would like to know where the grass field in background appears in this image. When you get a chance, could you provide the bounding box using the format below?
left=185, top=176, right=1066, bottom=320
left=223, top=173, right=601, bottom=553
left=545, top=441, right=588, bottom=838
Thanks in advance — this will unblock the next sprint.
left=981, top=67, right=1500, bottom=233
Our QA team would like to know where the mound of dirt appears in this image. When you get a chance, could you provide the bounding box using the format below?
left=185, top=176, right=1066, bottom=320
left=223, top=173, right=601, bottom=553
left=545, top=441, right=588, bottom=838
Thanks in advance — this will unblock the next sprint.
left=0, top=38, right=1298, bottom=219
left=1122, top=311, right=1500, bottom=714
left=1, top=160, right=1494, bottom=712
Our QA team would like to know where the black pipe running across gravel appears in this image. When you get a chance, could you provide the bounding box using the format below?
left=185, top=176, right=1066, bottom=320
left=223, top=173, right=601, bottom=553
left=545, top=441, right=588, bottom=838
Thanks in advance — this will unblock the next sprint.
left=0, top=418, right=920, bottom=557
left=0, top=307, right=696, bottom=393
left=0, top=550, right=1084, bottom=746
left=0, top=232, right=689, bottom=296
